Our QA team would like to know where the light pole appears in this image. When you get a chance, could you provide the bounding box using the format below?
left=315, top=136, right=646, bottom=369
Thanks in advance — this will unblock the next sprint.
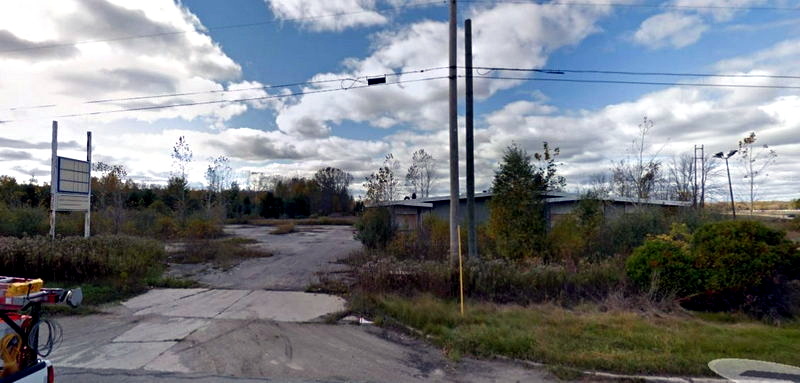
left=714, top=150, right=738, bottom=219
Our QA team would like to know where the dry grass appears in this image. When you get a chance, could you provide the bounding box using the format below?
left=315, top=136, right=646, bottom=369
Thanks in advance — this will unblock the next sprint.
left=271, top=223, right=296, bottom=235
left=247, top=216, right=357, bottom=226
left=367, top=294, right=800, bottom=376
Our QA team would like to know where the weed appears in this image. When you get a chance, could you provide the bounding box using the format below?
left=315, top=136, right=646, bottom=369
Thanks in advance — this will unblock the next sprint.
left=271, top=223, right=296, bottom=235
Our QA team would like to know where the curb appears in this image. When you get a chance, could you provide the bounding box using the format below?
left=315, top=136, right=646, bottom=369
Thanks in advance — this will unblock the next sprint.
left=496, top=356, right=729, bottom=383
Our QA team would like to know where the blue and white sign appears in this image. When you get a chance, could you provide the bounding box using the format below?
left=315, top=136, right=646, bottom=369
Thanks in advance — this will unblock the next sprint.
left=57, top=156, right=90, bottom=194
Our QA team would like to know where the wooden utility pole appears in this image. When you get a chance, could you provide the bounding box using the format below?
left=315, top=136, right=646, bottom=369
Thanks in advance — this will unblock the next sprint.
left=465, top=19, right=477, bottom=259
left=448, top=0, right=459, bottom=262
left=50, top=121, right=58, bottom=240
left=85, top=131, right=92, bottom=238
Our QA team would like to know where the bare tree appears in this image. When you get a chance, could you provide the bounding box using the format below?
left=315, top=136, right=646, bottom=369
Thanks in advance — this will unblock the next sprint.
left=738, top=132, right=778, bottom=214
left=587, top=172, right=611, bottom=198
left=405, top=149, right=435, bottom=198
left=205, top=156, right=232, bottom=212
left=611, top=117, right=664, bottom=201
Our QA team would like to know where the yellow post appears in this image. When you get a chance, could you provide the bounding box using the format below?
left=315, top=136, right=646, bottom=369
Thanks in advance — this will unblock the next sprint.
left=458, top=225, right=464, bottom=316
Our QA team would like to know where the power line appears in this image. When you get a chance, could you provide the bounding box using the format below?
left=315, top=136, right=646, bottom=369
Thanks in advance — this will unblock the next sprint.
left=469, top=66, right=800, bottom=80
left=470, top=74, right=800, bottom=89
left=5, top=66, right=449, bottom=112
left=0, top=75, right=448, bottom=124
left=0, top=0, right=446, bottom=55
left=461, top=0, right=800, bottom=11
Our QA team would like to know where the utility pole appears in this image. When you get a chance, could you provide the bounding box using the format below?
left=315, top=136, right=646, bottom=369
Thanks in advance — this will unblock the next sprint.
left=699, top=145, right=705, bottom=208
left=85, top=131, right=92, bottom=238
left=49, top=121, right=57, bottom=240
left=465, top=19, right=477, bottom=259
left=448, top=0, right=459, bottom=263
left=693, top=147, right=696, bottom=207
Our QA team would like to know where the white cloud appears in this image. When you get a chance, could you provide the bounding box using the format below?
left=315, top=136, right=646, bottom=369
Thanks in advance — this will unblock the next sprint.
left=274, top=2, right=611, bottom=137
left=631, top=0, right=767, bottom=50
left=633, top=12, right=708, bottom=49
left=0, top=0, right=259, bottom=127
left=265, top=0, right=387, bottom=32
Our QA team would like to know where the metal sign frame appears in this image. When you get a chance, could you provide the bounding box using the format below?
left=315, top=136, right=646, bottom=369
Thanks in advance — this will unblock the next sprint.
left=56, top=156, right=90, bottom=195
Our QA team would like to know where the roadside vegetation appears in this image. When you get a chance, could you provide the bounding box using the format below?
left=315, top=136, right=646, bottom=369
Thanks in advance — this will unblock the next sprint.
left=349, top=136, right=800, bottom=376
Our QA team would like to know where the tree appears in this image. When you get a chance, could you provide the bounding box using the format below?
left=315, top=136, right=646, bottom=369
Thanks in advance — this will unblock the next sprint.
left=611, top=117, right=664, bottom=201
left=405, top=149, right=435, bottom=198
left=533, top=141, right=566, bottom=191
left=313, top=167, right=353, bottom=215
left=364, top=154, right=400, bottom=203
left=171, top=136, right=193, bottom=180
left=204, top=156, right=232, bottom=212
left=487, top=143, right=555, bottom=259
left=92, top=162, right=130, bottom=233
left=738, top=132, right=777, bottom=214
left=666, top=152, right=721, bottom=203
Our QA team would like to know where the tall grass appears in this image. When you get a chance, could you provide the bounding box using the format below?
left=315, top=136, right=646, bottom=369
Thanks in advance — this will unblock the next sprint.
left=372, top=295, right=800, bottom=376
left=0, top=235, right=164, bottom=283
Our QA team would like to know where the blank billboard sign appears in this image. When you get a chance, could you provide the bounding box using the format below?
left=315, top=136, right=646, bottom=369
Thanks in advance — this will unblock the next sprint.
left=57, top=156, right=90, bottom=194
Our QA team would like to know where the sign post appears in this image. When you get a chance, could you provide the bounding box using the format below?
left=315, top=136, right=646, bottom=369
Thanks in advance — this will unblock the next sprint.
left=49, top=121, right=92, bottom=239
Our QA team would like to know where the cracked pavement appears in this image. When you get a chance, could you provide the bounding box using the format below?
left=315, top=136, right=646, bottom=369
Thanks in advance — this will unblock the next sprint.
left=51, top=225, right=553, bottom=382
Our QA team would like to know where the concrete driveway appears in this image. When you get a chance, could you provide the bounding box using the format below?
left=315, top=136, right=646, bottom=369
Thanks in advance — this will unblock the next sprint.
left=51, top=225, right=553, bottom=382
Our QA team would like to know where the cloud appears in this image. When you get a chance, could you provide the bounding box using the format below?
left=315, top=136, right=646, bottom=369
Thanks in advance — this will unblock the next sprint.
left=0, top=30, right=79, bottom=60
left=0, top=0, right=249, bottom=126
left=630, top=0, right=767, bottom=50
left=265, top=0, right=388, bottom=32
left=0, top=150, right=33, bottom=161
left=633, top=12, right=708, bottom=49
left=0, top=137, right=81, bottom=150
left=274, top=2, right=610, bottom=137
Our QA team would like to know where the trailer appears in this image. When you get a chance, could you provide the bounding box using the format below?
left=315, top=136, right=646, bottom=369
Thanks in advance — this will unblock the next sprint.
left=1, top=277, right=81, bottom=383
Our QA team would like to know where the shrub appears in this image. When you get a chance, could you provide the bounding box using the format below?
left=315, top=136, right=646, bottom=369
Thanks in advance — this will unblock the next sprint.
left=385, top=215, right=448, bottom=260
left=0, top=235, right=165, bottom=284
left=182, top=216, right=223, bottom=239
left=626, top=224, right=702, bottom=297
left=597, top=207, right=670, bottom=257
left=627, top=220, right=800, bottom=318
left=271, top=223, right=296, bottom=234
left=355, top=207, right=394, bottom=249
left=0, top=206, right=48, bottom=237
left=692, top=220, right=799, bottom=292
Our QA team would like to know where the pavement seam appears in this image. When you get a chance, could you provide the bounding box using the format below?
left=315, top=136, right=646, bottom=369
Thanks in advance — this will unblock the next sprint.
left=213, top=290, right=255, bottom=319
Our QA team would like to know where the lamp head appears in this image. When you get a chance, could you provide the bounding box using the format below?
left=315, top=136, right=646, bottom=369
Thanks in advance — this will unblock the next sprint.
left=727, top=149, right=738, bottom=157
left=714, top=152, right=724, bottom=158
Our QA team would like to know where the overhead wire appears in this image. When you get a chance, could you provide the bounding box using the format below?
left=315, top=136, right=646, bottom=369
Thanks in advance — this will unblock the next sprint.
left=0, top=75, right=449, bottom=124
left=468, top=66, right=800, bottom=80
left=460, top=0, right=800, bottom=11
left=468, top=74, right=800, bottom=90
left=5, top=66, right=449, bottom=112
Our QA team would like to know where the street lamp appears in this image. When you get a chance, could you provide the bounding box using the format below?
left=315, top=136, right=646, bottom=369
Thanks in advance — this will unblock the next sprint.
left=714, top=150, right=738, bottom=219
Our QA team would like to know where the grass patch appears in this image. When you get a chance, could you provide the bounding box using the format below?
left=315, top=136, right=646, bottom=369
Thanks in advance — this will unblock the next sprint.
left=368, top=294, right=800, bottom=376
left=247, top=216, right=356, bottom=226
left=170, top=236, right=272, bottom=269
left=271, top=223, right=296, bottom=235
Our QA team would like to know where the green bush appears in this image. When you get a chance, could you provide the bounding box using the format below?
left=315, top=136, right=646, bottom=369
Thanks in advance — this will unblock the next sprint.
left=626, top=225, right=702, bottom=297
left=0, top=235, right=165, bottom=284
left=692, top=220, right=799, bottom=292
left=385, top=215, right=448, bottom=260
left=0, top=206, right=48, bottom=237
left=182, top=216, right=223, bottom=239
left=627, top=220, right=800, bottom=317
left=355, top=207, right=394, bottom=249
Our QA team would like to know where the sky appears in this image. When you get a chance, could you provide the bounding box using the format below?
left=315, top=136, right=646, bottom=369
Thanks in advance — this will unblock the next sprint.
left=0, top=0, right=798, bottom=201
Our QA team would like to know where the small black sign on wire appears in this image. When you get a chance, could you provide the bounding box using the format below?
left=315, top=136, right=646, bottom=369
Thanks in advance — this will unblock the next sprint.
left=367, top=76, right=387, bottom=85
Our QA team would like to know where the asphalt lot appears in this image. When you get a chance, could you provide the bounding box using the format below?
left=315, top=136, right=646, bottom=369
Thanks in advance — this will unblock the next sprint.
left=52, top=225, right=552, bottom=382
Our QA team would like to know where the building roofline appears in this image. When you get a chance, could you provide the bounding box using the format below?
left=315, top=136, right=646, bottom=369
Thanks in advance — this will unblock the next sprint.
left=373, top=191, right=690, bottom=208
